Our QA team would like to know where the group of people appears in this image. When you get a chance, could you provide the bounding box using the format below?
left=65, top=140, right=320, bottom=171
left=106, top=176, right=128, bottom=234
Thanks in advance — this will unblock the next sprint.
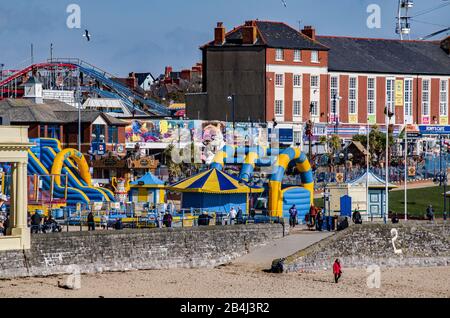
left=29, top=212, right=61, bottom=233
left=288, top=205, right=324, bottom=231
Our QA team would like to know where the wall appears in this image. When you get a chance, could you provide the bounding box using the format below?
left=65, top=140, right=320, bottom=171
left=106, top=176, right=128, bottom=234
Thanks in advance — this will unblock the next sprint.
left=0, top=224, right=284, bottom=278
left=272, top=222, right=450, bottom=273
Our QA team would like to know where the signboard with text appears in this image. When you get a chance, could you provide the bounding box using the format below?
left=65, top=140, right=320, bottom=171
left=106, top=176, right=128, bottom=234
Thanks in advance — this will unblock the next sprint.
left=419, top=125, right=450, bottom=135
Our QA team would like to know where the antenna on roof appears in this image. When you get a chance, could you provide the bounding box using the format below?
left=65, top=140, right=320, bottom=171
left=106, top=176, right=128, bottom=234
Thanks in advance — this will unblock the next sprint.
left=298, top=20, right=302, bottom=31
left=396, top=0, right=414, bottom=40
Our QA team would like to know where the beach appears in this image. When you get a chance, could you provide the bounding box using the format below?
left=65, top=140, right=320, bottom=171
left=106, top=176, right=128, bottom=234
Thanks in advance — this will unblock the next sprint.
left=1, top=264, right=448, bottom=298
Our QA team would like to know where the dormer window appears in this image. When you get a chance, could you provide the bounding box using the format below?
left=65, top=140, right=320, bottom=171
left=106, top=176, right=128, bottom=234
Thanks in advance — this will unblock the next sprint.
left=275, top=49, right=284, bottom=61
left=311, top=50, right=319, bottom=63
left=294, top=50, right=302, bottom=62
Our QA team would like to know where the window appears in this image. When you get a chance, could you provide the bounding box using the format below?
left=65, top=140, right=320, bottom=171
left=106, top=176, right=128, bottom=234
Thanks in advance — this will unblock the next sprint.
left=422, top=79, right=430, bottom=116
left=310, top=75, right=319, bottom=88
left=275, top=74, right=284, bottom=86
left=92, top=124, right=106, bottom=142
left=293, top=100, right=302, bottom=116
left=47, top=125, right=61, bottom=140
left=293, top=131, right=302, bottom=144
left=311, top=50, right=319, bottom=63
left=108, top=126, right=119, bottom=143
left=275, top=100, right=284, bottom=115
left=367, top=78, right=376, bottom=115
left=275, top=49, right=284, bottom=61
left=404, top=79, right=413, bottom=118
left=330, top=76, right=339, bottom=115
left=349, top=77, right=357, bottom=114
left=386, top=78, right=395, bottom=115
left=293, top=75, right=302, bottom=87
left=39, top=125, right=46, bottom=138
left=294, top=50, right=302, bottom=62
left=310, top=101, right=318, bottom=116
left=440, top=79, right=448, bottom=116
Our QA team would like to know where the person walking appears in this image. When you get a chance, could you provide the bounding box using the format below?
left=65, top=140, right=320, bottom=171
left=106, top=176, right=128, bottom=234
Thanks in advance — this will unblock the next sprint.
left=163, top=211, right=173, bottom=228
left=333, top=259, right=342, bottom=283
left=426, top=204, right=434, bottom=222
left=87, top=211, right=95, bottom=231
left=289, top=205, right=298, bottom=228
left=229, top=207, right=237, bottom=225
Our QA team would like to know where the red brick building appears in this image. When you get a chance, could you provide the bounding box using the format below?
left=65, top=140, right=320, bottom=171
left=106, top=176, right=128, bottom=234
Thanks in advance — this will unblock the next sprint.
left=187, top=20, right=450, bottom=131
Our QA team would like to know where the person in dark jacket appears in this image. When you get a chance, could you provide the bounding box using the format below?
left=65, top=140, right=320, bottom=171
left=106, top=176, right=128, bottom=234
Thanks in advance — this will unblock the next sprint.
left=31, top=212, right=42, bottom=234
left=392, top=212, right=399, bottom=224
left=236, top=208, right=243, bottom=224
left=289, top=205, right=298, bottom=228
left=114, top=218, right=123, bottom=230
left=352, top=210, right=362, bottom=224
left=198, top=212, right=212, bottom=226
left=87, top=211, right=95, bottom=231
left=163, top=211, right=172, bottom=227
left=426, top=204, right=434, bottom=221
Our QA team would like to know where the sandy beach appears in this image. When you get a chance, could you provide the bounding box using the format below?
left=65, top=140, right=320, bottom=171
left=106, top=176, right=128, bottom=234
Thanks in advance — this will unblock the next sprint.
left=1, top=264, right=448, bottom=298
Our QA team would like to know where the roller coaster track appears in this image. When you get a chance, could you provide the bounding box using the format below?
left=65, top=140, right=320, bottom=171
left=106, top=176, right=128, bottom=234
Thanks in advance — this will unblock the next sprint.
left=0, top=59, right=169, bottom=116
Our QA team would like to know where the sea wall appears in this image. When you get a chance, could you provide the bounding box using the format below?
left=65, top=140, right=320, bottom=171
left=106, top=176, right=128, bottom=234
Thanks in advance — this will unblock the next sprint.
left=272, top=222, right=450, bottom=272
left=0, top=224, right=284, bottom=278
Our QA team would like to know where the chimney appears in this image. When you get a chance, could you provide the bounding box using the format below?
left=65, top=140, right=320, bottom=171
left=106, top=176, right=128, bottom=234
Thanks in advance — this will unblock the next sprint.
left=441, top=36, right=450, bottom=54
left=242, top=20, right=257, bottom=44
left=214, top=22, right=226, bottom=45
left=164, top=66, right=172, bottom=78
left=301, top=25, right=316, bottom=41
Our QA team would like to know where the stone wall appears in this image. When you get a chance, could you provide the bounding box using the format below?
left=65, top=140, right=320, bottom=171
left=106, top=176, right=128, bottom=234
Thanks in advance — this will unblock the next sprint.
left=0, top=224, right=284, bottom=278
left=272, top=222, right=450, bottom=273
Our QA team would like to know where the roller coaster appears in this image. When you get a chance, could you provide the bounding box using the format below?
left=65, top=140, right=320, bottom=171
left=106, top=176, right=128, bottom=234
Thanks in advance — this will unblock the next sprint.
left=0, top=58, right=170, bottom=116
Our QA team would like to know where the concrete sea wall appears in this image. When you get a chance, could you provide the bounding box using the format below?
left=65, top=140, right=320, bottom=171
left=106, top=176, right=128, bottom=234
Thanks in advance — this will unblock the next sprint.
left=0, top=224, right=284, bottom=278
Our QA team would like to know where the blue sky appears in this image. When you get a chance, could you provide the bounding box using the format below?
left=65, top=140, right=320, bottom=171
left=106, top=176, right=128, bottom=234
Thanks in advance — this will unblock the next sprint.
left=0, top=0, right=449, bottom=76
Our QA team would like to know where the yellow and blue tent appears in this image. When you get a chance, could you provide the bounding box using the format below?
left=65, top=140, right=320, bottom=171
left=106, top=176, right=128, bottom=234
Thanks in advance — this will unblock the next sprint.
left=168, top=168, right=263, bottom=194
left=168, top=168, right=263, bottom=213
left=129, top=172, right=166, bottom=205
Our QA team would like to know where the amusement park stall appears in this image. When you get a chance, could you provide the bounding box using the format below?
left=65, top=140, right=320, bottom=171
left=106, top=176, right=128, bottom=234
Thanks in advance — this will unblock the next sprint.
left=168, top=168, right=263, bottom=214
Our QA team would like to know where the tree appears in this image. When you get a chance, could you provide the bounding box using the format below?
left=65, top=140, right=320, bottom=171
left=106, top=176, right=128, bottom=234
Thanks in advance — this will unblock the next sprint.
left=351, top=124, right=394, bottom=167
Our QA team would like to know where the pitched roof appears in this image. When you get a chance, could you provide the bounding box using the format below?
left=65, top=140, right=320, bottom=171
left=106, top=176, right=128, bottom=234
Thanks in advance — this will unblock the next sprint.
left=0, top=98, right=127, bottom=125
left=316, top=36, right=450, bottom=75
left=204, top=21, right=328, bottom=51
left=348, top=171, right=397, bottom=189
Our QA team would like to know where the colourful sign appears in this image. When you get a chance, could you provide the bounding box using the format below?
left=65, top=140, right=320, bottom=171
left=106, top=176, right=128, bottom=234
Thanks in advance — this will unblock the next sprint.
left=368, top=115, right=376, bottom=125
left=440, top=116, right=448, bottom=125
left=349, top=114, right=358, bottom=124
left=395, top=80, right=404, bottom=107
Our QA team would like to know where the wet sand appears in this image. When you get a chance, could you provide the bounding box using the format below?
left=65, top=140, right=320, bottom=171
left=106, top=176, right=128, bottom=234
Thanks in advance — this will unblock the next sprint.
left=0, top=264, right=448, bottom=298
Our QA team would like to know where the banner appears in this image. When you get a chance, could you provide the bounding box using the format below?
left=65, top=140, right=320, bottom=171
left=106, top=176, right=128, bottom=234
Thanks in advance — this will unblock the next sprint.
left=395, top=80, right=404, bottom=107
left=349, top=114, right=358, bottom=124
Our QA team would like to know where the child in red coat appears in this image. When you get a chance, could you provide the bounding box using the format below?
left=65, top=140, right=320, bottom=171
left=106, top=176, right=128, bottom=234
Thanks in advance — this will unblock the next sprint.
left=333, top=259, right=342, bottom=283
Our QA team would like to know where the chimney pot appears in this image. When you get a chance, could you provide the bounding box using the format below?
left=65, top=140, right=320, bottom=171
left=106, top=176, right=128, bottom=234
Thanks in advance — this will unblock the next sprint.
left=242, top=22, right=257, bottom=44
left=301, top=25, right=316, bottom=41
left=214, top=22, right=226, bottom=45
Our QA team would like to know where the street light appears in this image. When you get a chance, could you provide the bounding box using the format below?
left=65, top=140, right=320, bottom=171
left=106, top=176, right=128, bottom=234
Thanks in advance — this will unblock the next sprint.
left=227, top=94, right=235, bottom=130
left=333, top=94, right=342, bottom=134
left=0, top=63, right=4, bottom=100
left=384, top=106, right=394, bottom=224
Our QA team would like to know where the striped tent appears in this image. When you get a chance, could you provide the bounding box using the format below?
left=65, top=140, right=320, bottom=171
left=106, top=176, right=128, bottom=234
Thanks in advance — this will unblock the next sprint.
left=168, top=168, right=263, bottom=194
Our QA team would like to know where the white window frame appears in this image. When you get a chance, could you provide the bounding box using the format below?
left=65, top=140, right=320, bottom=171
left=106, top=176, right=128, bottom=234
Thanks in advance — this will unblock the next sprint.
left=330, top=75, right=339, bottom=116
left=386, top=78, right=395, bottom=115
left=311, top=50, right=319, bottom=63
left=440, top=79, right=448, bottom=116
left=404, top=78, right=413, bottom=119
left=294, top=50, right=302, bottom=62
left=293, top=131, right=302, bottom=144
left=275, top=49, right=284, bottom=61
left=293, top=74, right=302, bottom=87
left=349, top=76, right=358, bottom=115
left=422, top=79, right=430, bottom=116
left=367, top=77, right=376, bottom=115
left=310, top=101, right=319, bottom=116
left=310, top=75, right=319, bottom=88
left=275, top=74, right=284, bottom=87
left=275, top=100, right=284, bottom=115
left=293, top=100, right=302, bottom=116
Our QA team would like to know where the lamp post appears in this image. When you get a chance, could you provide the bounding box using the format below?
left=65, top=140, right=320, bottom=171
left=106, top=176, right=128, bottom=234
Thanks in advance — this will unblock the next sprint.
left=333, top=94, right=342, bottom=135
left=0, top=63, right=4, bottom=100
left=384, top=106, right=394, bottom=224
left=227, top=94, right=236, bottom=130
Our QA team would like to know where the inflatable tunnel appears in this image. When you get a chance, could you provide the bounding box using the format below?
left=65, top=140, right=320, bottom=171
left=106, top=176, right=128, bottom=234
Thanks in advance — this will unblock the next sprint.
left=210, top=145, right=314, bottom=218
